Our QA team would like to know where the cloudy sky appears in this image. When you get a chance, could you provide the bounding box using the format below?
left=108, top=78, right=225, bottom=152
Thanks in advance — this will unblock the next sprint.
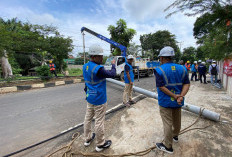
left=0, top=0, right=198, bottom=56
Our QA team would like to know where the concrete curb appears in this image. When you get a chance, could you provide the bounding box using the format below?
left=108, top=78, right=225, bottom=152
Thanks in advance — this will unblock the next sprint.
left=0, top=78, right=84, bottom=94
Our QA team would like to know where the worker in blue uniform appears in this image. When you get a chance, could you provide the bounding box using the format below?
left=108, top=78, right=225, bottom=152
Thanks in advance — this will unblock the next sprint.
left=123, top=55, right=136, bottom=106
left=154, top=46, right=190, bottom=154
left=83, top=44, right=116, bottom=152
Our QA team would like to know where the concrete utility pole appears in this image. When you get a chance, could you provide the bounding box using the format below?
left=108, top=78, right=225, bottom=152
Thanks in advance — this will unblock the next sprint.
left=82, top=32, right=86, bottom=64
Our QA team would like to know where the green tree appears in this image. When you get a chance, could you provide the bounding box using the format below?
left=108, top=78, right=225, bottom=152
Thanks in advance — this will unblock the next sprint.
left=127, top=43, right=141, bottom=56
left=165, top=0, right=232, bottom=60
left=108, top=19, right=136, bottom=56
left=0, top=17, right=73, bottom=77
left=47, top=35, right=73, bottom=72
left=181, top=46, right=197, bottom=63
left=140, top=30, right=179, bottom=60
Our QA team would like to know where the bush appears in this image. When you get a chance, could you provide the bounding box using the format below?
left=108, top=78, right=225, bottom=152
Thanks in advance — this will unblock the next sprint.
left=68, top=68, right=82, bottom=76
left=36, top=65, right=51, bottom=81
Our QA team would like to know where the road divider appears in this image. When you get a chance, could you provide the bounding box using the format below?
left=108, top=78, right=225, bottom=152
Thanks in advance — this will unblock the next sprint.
left=0, top=78, right=84, bottom=94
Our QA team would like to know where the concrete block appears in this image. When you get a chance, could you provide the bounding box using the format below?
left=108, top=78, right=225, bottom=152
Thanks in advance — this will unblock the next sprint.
left=0, top=86, right=17, bottom=93
left=65, top=80, right=74, bottom=84
left=17, top=85, right=32, bottom=90
left=31, top=83, right=45, bottom=88
left=73, top=79, right=82, bottom=83
left=55, top=81, right=65, bottom=86
left=45, top=83, right=55, bottom=88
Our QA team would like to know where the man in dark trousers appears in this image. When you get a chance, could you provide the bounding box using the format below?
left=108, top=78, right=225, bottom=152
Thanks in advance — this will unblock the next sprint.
left=83, top=44, right=116, bottom=152
left=154, top=46, right=190, bottom=154
left=198, top=61, right=207, bottom=84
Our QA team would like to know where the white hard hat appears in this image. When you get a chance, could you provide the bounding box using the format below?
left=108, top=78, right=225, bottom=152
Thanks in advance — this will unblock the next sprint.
left=194, top=61, right=197, bottom=64
left=198, top=60, right=202, bottom=62
left=127, top=55, right=134, bottom=59
left=89, top=44, right=103, bottom=56
left=212, top=60, right=216, bottom=63
left=158, top=46, right=175, bottom=57
left=202, top=62, right=206, bottom=65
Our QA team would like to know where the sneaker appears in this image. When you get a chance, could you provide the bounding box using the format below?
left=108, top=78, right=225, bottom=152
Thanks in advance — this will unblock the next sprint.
left=204, top=82, right=207, bottom=84
left=173, top=136, right=178, bottom=142
left=96, top=140, right=112, bottom=152
left=123, top=102, right=131, bottom=107
left=156, top=143, right=173, bottom=154
left=84, top=133, right=95, bottom=146
left=129, top=100, right=136, bottom=104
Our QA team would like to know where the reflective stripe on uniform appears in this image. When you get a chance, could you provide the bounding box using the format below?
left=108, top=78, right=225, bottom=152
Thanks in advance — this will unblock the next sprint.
left=85, top=64, right=105, bottom=84
left=181, top=66, right=186, bottom=81
left=157, top=67, right=183, bottom=87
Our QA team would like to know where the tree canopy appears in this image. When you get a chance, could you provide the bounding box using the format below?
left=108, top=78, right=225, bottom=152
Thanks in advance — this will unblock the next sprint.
left=108, top=19, right=136, bottom=56
left=165, top=0, right=232, bottom=60
left=140, top=30, right=180, bottom=61
left=0, top=17, right=73, bottom=76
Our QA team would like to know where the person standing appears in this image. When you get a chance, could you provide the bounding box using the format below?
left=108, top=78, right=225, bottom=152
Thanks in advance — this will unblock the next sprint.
left=209, top=60, right=219, bottom=84
left=198, top=61, right=207, bottom=84
left=83, top=44, right=116, bottom=152
left=123, top=55, right=136, bottom=106
left=48, top=60, right=57, bottom=78
left=190, top=61, right=198, bottom=81
left=185, top=61, right=191, bottom=72
left=154, top=46, right=190, bottom=154
left=197, top=60, right=202, bottom=80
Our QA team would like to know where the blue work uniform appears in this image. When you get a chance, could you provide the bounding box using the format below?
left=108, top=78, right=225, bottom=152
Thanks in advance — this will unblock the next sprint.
left=154, top=62, right=189, bottom=108
left=83, top=61, right=107, bottom=105
left=124, top=63, right=134, bottom=84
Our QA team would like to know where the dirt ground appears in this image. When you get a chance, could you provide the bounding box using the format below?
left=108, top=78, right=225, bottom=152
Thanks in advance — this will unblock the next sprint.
left=0, top=76, right=81, bottom=87
left=47, top=81, right=232, bottom=157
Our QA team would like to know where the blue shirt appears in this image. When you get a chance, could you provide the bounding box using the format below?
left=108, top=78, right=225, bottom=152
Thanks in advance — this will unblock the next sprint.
left=154, top=62, right=190, bottom=108
left=154, top=66, right=190, bottom=87
left=83, top=61, right=116, bottom=105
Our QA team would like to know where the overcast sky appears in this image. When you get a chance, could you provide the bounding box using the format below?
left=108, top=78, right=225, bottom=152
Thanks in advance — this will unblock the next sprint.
left=0, top=0, right=198, bottom=56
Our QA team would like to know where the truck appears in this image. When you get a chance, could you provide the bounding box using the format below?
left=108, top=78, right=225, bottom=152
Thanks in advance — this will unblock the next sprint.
left=104, top=56, right=159, bottom=80
left=81, top=27, right=159, bottom=80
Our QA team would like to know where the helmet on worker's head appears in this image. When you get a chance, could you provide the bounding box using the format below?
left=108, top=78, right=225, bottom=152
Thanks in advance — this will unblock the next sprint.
left=194, top=61, right=197, bottom=64
left=158, top=46, right=175, bottom=57
left=179, top=60, right=184, bottom=64
left=127, top=55, right=134, bottom=60
left=198, top=60, right=202, bottom=63
left=49, top=60, right=52, bottom=63
left=202, top=62, right=206, bottom=65
left=187, top=61, right=190, bottom=64
left=89, top=44, right=104, bottom=56
left=212, top=60, right=216, bottom=63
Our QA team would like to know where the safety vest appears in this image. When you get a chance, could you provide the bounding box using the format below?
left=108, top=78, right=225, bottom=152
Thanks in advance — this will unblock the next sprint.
left=156, top=63, right=186, bottom=108
left=124, top=63, right=134, bottom=83
left=83, top=61, right=107, bottom=105
left=185, top=63, right=190, bottom=71
left=49, top=64, right=55, bottom=71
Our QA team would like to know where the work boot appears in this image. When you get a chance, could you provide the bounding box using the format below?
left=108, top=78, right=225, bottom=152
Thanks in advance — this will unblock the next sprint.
left=96, top=140, right=112, bottom=152
left=156, top=143, right=173, bottom=154
left=84, top=133, right=95, bottom=146
left=129, top=100, right=136, bottom=105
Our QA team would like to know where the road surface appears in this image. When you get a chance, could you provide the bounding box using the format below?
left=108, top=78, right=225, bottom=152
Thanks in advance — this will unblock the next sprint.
left=0, top=76, right=156, bottom=156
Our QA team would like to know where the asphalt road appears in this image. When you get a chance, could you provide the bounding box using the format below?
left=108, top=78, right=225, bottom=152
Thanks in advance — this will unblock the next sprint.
left=0, top=76, right=156, bottom=156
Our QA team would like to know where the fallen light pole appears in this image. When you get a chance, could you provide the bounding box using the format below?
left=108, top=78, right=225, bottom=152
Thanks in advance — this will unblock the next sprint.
left=107, top=78, right=220, bottom=122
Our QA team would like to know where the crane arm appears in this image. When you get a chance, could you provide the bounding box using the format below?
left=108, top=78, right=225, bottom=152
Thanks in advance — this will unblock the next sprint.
left=81, top=27, right=127, bottom=57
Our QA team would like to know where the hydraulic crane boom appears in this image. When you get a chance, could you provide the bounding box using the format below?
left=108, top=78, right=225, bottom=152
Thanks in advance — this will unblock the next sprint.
left=81, top=27, right=127, bottom=57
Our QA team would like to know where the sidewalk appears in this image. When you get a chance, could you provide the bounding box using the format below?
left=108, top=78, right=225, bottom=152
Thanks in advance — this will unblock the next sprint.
left=48, top=81, right=232, bottom=157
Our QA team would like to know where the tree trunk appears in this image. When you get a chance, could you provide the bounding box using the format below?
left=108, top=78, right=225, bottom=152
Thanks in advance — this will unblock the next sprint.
left=1, top=50, right=13, bottom=78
